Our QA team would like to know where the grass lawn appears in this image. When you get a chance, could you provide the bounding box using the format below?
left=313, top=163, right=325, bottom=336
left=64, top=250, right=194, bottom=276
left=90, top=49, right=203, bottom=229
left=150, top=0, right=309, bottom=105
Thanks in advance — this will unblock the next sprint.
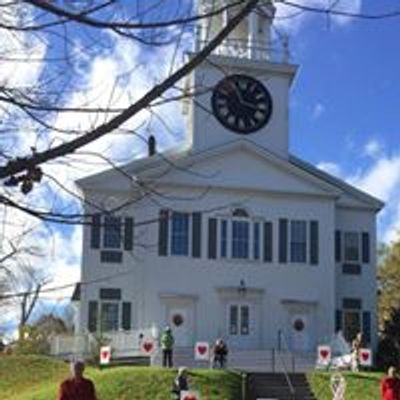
left=0, top=355, right=241, bottom=400
left=308, top=371, right=384, bottom=400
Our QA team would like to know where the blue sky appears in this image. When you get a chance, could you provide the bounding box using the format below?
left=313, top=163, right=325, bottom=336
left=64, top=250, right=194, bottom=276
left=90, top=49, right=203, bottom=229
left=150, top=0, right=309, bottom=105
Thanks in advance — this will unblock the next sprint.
left=277, top=0, right=400, bottom=243
left=1, top=0, right=400, bottom=333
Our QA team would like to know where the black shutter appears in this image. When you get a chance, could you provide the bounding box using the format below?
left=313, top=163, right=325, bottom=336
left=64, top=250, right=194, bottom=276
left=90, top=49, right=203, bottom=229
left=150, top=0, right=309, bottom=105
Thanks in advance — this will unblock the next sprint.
left=310, top=221, right=319, bottom=265
left=208, top=218, right=217, bottom=259
left=362, top=232, right=370, bottom=264
left=124, top=217, right=134, bottom=251
left=122, top=302, right=132, bottom=331
left=158, top=209, right=169, bottom=256
left=192, top=212, right=202, bottom=258
left=335, top=230, right=341, bottom=262
left=91, top=214, right=101, bottom=249
left=335, top=309, right=342, bottom=332
left=363, top=311, right=371, bottom=343
left=278, top=219, right=288, bottom=264
left=88, top=301, right=98, bottom=333
left=263, top=222, right=273, bottom=262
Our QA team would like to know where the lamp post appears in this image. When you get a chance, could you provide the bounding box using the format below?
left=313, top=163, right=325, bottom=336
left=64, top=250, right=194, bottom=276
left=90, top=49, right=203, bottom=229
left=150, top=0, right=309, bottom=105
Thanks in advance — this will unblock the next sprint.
left=238, top=279, right=247, bottom=297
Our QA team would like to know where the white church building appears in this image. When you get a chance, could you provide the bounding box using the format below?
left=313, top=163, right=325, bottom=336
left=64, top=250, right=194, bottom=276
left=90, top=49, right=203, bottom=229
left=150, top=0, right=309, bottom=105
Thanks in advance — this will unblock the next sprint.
left=73, top=0, right=383, bottom=357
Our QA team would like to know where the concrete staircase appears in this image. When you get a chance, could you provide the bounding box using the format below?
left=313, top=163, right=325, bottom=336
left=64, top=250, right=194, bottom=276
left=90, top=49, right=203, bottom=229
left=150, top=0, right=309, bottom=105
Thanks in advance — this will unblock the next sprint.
left=151, top=347, right=316, bottom=372
left=246, top=372, right=316, bottom=400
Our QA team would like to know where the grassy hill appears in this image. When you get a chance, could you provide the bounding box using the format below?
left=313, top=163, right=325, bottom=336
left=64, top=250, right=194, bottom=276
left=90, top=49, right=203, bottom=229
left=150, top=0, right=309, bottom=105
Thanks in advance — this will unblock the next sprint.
left=308, top=371, right=383, bottom=400
left=0, top=355, right=241, bottom=400
left=0, top=355, right=385, bottom=400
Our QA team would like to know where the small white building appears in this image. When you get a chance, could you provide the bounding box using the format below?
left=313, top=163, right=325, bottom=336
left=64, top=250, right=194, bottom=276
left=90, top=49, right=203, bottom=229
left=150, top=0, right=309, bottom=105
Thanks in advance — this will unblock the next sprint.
left=74, top=0, right=383, bottom=356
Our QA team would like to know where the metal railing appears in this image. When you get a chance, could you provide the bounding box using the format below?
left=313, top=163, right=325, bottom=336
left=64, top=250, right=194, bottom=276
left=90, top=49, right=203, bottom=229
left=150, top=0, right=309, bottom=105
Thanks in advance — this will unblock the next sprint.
left=197, top=38, right=290, bottom=63
left=276, top=329, right=296, bottom=398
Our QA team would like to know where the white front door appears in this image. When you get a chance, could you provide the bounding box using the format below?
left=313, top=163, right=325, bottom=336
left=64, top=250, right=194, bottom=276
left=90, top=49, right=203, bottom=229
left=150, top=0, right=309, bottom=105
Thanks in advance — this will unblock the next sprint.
left=227, top=303, right=256, bottom=349
left=290, top=314, right=310, bottom=352
left=167, top=307, right=192, bottom=347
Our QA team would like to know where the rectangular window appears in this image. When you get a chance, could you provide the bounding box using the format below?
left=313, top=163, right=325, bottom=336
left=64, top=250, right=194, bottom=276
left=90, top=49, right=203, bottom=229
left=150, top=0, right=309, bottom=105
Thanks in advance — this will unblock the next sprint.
left=343, top=310, right=361, bottom=343
left=100, top=302, right=119, bottom=332
left=253, top=222, right=260, bottom=260
left=344, top=232, right=359, bottom=262
left=220, top=219, right=227, bottom=258
left=103, top=216, right=122, bottom=249
left=100, top=250, right=122, bottom=263
left=232, top=221, right=249, bottom=259
left=240, top=305, right=250, bottom=335
left=229, top=305, right=238, bottom=335
left=171, top=212, right=189, bottom=256
left=290, top=220, right=307, bottom=263
left=88, top=301, right=98, bottom=333
left=100, top=288, right=121, bottom=300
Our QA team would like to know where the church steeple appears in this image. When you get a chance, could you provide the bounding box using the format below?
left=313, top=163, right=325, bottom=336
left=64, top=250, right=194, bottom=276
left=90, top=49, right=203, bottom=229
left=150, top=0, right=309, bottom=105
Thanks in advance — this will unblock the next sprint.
left=196, top=0, right=287, bottom=63
left=184, top=0, right=297, bottom=158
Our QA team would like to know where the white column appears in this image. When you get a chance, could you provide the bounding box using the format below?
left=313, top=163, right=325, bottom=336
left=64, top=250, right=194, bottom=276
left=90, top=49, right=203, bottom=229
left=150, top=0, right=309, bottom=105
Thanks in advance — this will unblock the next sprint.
left=248, top=11, right=258, bottom=59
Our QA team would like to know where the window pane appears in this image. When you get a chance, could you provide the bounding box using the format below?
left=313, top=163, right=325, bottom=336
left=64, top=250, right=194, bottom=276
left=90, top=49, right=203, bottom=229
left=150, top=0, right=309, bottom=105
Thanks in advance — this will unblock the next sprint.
left=171, top=212, right=189, bottom=255
left=103, top=216, right=122, bottom=249
left=343, top=310, right=361, bottom=342
left=229, top=305, right=238, bottom=335
left=253, top=222, right=260, bottom=260
left=240, top=306, right=250, bottom=335
left=101, top=303, right=119, bottom=332
left=232, top=221, right=249, bottom=259
left=344, top=232, right=359, bottom=262
left=290, top=220, right=306, bottom=263
left=220, top=219, right=227, bottom=258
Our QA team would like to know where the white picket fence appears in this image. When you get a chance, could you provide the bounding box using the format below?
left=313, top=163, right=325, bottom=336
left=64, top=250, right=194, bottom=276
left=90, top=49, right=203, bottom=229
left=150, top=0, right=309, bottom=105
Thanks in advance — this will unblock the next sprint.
left=50, top=328, right=156, bottom=359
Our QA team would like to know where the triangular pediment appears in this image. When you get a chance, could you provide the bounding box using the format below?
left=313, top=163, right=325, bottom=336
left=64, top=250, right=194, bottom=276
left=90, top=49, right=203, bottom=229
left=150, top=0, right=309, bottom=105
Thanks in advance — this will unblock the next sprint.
left=77, top=140, right=341, bottom=199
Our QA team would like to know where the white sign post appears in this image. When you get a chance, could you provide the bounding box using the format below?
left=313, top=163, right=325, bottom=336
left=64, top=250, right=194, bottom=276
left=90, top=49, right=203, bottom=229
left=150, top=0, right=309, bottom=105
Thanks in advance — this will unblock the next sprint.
left=317, top=345, right=331, bottom=366
left=194, top=342, right=210, bottom=361
left=359, top=348, right=373, bottom=367
left=181, top=391, right=200, bottom=400
left=100, top=346, right=111, bottom=365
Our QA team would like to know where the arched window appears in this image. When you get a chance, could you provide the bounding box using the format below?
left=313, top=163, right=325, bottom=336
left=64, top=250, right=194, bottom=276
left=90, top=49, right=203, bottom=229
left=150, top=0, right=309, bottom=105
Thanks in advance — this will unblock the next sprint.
left=232, top=208, right=249, bottom=218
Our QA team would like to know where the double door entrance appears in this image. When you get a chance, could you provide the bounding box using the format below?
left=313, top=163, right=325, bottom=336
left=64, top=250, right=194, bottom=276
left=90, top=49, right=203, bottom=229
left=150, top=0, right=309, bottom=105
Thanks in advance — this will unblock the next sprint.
left=226, top=302, right=258, bottom=349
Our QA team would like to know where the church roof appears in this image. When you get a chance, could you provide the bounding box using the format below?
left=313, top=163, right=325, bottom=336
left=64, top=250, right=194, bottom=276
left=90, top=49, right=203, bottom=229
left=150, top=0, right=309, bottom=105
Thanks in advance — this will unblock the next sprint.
left=76, top=139, right=384, bottom=212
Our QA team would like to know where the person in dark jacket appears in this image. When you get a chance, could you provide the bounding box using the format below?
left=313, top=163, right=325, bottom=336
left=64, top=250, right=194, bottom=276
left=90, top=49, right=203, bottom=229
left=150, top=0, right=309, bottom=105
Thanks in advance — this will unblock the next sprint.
left=213, top=338, right=228, bottom=368
left=172, top=367, right=189, bottom=399
left=381, top=367, right=400, bottom=400
left=58, top=361, right=97, bottom=400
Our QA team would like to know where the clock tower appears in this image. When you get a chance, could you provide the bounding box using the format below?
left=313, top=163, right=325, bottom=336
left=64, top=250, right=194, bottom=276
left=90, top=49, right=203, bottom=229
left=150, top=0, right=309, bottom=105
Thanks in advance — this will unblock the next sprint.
left=184, top=0, right=298, bottom=158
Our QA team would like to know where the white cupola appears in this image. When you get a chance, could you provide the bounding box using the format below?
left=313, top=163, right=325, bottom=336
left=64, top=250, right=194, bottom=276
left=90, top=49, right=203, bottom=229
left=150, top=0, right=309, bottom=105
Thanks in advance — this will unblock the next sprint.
left=196, top=0, right=288, bottom=63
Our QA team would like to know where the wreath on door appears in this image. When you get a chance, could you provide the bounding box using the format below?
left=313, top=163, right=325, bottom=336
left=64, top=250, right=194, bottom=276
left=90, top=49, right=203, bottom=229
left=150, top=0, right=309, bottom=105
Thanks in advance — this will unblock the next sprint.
left=172, top=313, right=184, bottom=327
left=293, top=318, right=305, bottom=332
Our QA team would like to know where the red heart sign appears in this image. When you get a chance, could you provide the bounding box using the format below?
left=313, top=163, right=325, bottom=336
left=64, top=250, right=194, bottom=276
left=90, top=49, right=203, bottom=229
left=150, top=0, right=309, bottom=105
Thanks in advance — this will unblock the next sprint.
left=101, top=351, right=109, bottom=360
left=361, top=351, right=370, bottom=361
left=320, top=349, right=329, bottom=359
left=183, top=395, right=197, bottom=400
left=143, top=342, right=153, bottom=353
left=197, top=345, right=207, bottom=355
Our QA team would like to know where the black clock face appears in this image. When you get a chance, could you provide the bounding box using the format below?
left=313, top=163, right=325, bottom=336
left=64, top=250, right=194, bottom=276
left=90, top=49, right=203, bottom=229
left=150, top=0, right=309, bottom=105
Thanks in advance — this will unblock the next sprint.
left=211, top=74, right=272, bottom=134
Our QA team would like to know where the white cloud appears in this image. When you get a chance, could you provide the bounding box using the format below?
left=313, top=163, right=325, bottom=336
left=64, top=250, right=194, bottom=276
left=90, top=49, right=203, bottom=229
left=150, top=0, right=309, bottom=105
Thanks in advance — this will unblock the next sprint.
left=348, top=156, right=400, bottom=202
left=275, top=0, right=362, bottom=32
left=363, top=139, right=383, bottom=159
left=317, top=161, right=342, bottom=178
left=312, top=103, right=325, bottom=120
left=1, top=25, right=188, bottom=333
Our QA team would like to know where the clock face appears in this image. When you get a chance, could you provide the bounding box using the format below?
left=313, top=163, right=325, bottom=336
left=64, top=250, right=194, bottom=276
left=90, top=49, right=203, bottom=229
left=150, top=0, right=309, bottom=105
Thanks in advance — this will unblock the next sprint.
left=211, top=74, right=272, bottom=134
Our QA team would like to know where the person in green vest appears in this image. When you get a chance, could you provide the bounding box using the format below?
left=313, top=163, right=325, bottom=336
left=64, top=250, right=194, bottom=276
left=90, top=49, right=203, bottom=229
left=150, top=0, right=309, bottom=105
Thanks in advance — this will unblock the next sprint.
left=160, top=326, right=175, bottom=367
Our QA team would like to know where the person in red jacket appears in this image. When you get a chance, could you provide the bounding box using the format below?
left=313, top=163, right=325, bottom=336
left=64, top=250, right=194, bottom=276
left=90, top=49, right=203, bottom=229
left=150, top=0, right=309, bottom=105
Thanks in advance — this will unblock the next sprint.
left=381, top=366, right=400, bottom=400
left=58, top=360, right=97, bottom=400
